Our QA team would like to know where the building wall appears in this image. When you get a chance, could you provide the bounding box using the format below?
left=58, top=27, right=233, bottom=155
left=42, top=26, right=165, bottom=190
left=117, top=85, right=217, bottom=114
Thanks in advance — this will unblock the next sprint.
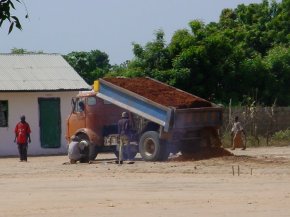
left=0, top=91, right=79, bottom=156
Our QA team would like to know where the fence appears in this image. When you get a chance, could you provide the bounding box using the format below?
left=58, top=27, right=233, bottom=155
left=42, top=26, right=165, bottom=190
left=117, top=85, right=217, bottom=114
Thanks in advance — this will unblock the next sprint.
left=222, top=106, right=290, bottom=136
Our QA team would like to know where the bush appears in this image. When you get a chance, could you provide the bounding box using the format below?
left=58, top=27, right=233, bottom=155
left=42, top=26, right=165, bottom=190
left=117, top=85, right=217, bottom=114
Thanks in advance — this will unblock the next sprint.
left=269, top=129, right=290, bottom=146
left=272, top=129, right=290, bottom=141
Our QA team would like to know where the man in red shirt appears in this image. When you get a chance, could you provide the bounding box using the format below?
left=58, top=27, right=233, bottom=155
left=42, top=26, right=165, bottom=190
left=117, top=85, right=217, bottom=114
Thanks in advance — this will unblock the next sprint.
left=14, top=115, right=31, bottom=162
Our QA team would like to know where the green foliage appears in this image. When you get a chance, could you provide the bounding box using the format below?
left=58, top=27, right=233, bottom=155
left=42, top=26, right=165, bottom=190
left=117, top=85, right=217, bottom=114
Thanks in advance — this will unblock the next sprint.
left=10, top=48, right=44, bottom=54
left=188, top=20, right=205, bottom=36
left=0, top=0, right=28, bottom=34
left=261, top=46, right=290, bottom=105
left=269, top=129, right=290, bottom=146
left=11, top=48, right=27, bottom=54
left=108, top=0, right=290, bottom=106
left=44, top=0, right=286, bottom=107
left=63, top=50, right=110, bottom=84
left=3, top=0, right=288, bottom=108
left=3, top=0, right=289, bottom=107
left=272, top=129, right=290, bottom=141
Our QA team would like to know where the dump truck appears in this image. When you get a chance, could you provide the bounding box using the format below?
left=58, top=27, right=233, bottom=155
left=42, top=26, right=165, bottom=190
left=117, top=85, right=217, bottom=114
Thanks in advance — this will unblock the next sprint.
left=66, top=77, right=223, bottom=161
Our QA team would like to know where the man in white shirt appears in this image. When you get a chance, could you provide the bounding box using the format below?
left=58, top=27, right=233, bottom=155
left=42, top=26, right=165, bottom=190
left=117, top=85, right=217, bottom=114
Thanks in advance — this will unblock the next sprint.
left=231, top=116, right=246, bottom=150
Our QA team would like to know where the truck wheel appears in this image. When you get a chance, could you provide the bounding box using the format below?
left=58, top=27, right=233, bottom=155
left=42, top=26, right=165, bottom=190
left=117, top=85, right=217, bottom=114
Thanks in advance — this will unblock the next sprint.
left=139, top=131, right=169, bottom=161
left=77, top=133, right=98, bottom=162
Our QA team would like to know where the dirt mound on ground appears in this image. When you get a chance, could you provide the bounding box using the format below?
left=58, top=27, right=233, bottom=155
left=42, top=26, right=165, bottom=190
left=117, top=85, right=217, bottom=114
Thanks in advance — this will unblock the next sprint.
left=171, top=147, right=233, bottom=161
left=103, top=77, right=212, bottom=108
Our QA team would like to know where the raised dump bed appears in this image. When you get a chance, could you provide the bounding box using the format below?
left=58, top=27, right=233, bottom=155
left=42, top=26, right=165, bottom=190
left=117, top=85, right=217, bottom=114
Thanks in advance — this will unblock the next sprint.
left=97, top=77, right=222, bottom=131
left=102, top=77, right=212, bottom=109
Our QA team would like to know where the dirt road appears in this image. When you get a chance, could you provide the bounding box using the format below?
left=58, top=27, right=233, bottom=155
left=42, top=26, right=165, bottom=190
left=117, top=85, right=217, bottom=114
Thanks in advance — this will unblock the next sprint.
left=0, top=146, right=289, bottom=217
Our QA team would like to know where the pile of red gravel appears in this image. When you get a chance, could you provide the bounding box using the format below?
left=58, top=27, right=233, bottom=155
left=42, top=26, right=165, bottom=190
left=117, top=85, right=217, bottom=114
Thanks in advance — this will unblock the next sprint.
left=103, top=77, right=212, bottom=109
left=171, top=147, right=233, bottom=161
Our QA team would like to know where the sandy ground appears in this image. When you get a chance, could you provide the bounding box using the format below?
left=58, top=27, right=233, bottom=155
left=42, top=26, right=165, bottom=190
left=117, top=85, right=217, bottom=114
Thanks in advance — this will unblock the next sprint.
left=0, top=146, right=290, bottom=217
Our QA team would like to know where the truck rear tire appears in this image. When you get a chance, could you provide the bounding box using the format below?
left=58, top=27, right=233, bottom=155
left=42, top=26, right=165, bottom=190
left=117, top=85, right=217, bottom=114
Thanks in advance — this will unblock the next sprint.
left=139, top=131, right=169, bottom=161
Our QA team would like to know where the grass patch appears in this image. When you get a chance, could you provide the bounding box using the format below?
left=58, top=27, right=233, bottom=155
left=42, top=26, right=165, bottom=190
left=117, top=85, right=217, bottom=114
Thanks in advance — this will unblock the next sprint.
left=272, top=129, right=290, bottom=140
left=269, top=129, right=290, bottom=146
left=221, top=131, right=290, bottom=148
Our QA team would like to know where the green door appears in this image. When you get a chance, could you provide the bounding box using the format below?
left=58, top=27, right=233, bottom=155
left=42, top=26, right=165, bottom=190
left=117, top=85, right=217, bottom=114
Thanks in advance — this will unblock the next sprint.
left=38, top=98, right=61, bottom=148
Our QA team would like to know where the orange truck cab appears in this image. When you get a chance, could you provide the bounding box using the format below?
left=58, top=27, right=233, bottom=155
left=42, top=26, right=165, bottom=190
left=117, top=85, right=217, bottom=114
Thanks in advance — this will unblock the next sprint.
left=66, top=91, right=127, bottom=160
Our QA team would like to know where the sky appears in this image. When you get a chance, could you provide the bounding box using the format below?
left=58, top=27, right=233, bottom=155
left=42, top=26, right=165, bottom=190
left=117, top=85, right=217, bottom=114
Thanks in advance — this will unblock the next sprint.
left=0, top=0, right=266, bottom=65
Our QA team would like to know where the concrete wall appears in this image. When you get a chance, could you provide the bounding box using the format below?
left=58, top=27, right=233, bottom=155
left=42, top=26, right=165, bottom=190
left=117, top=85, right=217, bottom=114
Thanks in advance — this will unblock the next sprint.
left=0, top=91, right=78, bottom=156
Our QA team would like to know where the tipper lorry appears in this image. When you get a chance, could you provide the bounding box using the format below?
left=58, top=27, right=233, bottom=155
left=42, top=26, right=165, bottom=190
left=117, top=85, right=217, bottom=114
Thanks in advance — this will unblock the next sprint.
left=66, top=77, right=223, bottom=161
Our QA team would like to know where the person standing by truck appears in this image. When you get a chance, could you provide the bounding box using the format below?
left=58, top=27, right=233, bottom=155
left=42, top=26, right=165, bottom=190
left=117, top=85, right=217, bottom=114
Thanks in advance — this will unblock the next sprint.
left=117, top=111, right=135, bottom=164
left=231, top=116, right=246, bottom=150
left=14, top=115, right=31, bottom=162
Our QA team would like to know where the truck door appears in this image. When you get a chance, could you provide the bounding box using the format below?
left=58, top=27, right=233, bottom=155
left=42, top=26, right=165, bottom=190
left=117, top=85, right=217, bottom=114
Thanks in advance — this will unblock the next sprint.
left=38, top=98, right=61, bottom=148
left=67, top=97, right=86, bottom=137
left=76, top=97, right=86, bottom=122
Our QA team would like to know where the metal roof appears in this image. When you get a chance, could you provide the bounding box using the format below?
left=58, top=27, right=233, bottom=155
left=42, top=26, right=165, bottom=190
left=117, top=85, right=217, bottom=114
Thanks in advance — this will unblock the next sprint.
left=0, top=54, right=91, bottom=91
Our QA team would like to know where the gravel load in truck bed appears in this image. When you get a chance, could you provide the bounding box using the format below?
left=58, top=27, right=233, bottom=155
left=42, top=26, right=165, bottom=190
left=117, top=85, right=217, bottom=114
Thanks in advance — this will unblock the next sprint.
left=103, top=77, right=212, bottom=109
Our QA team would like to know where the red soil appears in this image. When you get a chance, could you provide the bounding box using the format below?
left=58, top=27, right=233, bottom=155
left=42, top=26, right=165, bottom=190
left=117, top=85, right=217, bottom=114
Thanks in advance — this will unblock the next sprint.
left=171, top=147, right=234, bottom=161
left=103, top=77, right=212, bottom=108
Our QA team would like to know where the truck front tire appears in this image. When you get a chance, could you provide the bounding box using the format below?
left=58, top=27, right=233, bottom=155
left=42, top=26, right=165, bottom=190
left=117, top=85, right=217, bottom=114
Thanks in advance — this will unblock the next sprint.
left=139, top=131, right=169, bottom=161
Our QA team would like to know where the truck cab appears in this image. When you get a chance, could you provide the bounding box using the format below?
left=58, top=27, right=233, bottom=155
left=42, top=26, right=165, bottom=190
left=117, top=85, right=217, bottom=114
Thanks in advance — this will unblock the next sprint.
left=66, top=91, right=125, bottom=160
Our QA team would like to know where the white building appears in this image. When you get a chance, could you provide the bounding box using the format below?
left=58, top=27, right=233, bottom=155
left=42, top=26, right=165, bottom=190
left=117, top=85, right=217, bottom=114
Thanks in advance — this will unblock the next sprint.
left=0, top=54, right=91, bottom=156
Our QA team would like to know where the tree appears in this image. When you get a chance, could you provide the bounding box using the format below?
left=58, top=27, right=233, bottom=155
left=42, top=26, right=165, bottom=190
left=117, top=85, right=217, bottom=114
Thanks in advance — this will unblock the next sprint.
left=113, top=30, right=191, bottom=89
left=0, top=0, right=28, bottom=34
left=64, top=50, right=110, bottom=84
left=10, top=48, right=43, bottom=54
left=268, top=0, right=290, bottom=44
left=263, top=46, right=290, bottom=105
left=131, top=29, right=172, bottom=74
left=110, top=0, right=290, bottom=106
